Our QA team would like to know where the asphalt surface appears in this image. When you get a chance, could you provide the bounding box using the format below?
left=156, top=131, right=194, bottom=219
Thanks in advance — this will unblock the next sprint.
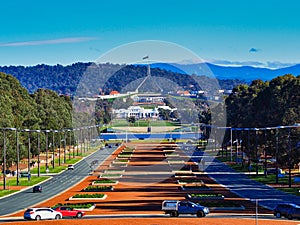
left=179, top=143, right=300, bottom=210
left=205, top=159, right=300, bottom=210
left=0, top=146, right=117, bottom=217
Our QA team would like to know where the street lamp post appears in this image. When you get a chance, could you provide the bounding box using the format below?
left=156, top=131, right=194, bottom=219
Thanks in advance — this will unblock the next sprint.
left=80, top=128, right=83, bottom=155
left=63, top=130, right=66, bottom=164
left=75, top=128, right=79, bottom=156
left=67, top=129, right=72, bottom=160
left=2, top=129, right=7, bottom=190
left=58, top=131, right=61, bottom=166
left=36, top=130, right=41, bottom=177
left=235, top=128, right=242, bottom=164
left=264, top=128, right=268, bottom=178
left=16, top=129, right=20, bottom=185
left=44, top=130, right=50, bottom=173
left=254, top=128, right=259, bottom=176
left=23, top=129, right=31, bottom=181
left=83, top=128, right=86, bottom=153
left=52, top=130, right=57, bottom=169
left=230, top=127, right=233, bottom=162
left=288, top=127, right=292, bottom=188
left=275, top=127, right=279, bottom=184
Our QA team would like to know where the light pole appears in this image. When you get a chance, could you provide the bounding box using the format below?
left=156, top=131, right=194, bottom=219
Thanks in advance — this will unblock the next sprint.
left=16, top=128, right=20, bottom=186
left=235, top=128, right=242, bottom=163
left=2, top=129, right=7, bottom=190
left=52, top=130, right=58, bottom=169
left=23, top=129, right=31, bottom=181
left=245, top=128, right=250, bottom=170
left=75, top=128, right=79, bottom=156
left=263, top=128, right=272, bottom=177
left=63, top=130, right=66, bottom=164
left=80, top=128, right=83, bottom=155
left=230, top=127, right=233, bottom=162
left=254, top=128, right=259, bottom=176
left=35, top=130, right=41, bottom=177
left=44, top=130, right=50, bottom=173
left=288, top=127, right=292, bottom=188
left=67, top=129, right=72, bottom=160
left=275, top=127, right=280, bottom=184
left=58, top=131, right=61, bottom=166
left=83, top=127, right=86, bottom=153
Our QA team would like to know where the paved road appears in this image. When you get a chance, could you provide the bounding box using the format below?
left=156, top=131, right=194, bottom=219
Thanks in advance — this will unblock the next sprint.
left=0, top=146, right=117, bottom=216
left=178, top=143, right=300, bottom=210
left=204, top=159, right=300, bottom=210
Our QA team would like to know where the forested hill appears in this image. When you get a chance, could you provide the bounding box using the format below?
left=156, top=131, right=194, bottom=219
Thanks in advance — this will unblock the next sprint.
left=0, top=72, right=72, bottom=130
left=0, top=62, right=91, bottom=95
left=0, top=63, right=245, bottom=95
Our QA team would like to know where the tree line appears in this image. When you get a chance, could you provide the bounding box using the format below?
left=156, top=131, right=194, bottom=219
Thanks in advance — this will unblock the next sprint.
left=0, top=68, right=299, bottom=170
left=0, top=72, right=73, bottom=168
left=224, top=74, right=300, bottom=169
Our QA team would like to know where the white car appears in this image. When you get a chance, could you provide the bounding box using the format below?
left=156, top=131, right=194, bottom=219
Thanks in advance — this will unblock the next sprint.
left=67, top=164, right=74, bottom=170
left=24, top=208, right=62, bottom=221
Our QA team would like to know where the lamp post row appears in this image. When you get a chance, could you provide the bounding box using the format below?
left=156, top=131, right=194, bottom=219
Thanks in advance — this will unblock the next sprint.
left=200, top=123, right=300, bottom=188
left=1, top=125, right=101, bottom=190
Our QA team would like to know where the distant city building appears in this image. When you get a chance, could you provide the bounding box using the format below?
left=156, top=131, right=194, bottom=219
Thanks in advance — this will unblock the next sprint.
left=113, top=105, right=177, bottom=120
left=113, top=106, right=159, bottom=119
left=177, top=90, right=191, bottom=96
left=110, top=90, right=120, bottom=95
left=132, top=94, right=165, bottom=106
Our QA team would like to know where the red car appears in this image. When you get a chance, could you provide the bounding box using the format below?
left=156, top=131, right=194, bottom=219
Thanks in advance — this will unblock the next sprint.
left=53, top=206, right=85, bottom=218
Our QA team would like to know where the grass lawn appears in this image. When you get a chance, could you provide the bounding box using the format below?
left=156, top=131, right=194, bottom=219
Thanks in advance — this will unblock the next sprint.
left=30, top=145, right=102, bottom=174
left=111, top=119, right=179, bottom=127
left=0, top=176, right=49, bottom=187
left=251, top=174, right=289, bottom=184
left=218, top=156, right=264, bottom=173
left=0, top=190, right=18, bottom=197
left=276, top=187, right=300, bottom=196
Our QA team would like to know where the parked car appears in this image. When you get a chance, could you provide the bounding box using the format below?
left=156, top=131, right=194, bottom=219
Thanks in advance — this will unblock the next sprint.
left=24, top=208, right=62, bottom=221
left=267, top=168, right=283, bottom=175
left=273, top=203, right=300, bottom=218
left=287, top=205, right=300, bottom=220
left=33, top=185, right=42, bottom=193
left=162, top=200, right=209, bottom=217
left=67, top=164, right=74, bottom=170
left=53, top=206, right=85, bottom=218
left=20, top=171, right=30, bottom=177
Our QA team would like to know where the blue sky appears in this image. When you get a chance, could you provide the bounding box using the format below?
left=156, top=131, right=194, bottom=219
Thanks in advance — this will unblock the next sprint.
left=1, top=0, right=300, bottom=68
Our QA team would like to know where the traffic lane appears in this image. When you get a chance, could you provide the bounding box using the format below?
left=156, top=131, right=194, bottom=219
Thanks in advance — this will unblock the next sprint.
left=0, top=147, right=117, bottom=216
left=205, top=159, right=300, bottom=210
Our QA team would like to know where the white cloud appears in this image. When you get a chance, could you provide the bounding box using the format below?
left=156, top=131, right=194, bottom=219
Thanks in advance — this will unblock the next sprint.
left=206, top=59, right=297, bottom=69
left=0, top=37, right=96, bottom=47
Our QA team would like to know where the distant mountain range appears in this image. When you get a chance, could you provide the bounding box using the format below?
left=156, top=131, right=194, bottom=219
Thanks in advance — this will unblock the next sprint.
left=150, top=63, right=300, bottom=82
left=0, top=62, right=299, bottom=95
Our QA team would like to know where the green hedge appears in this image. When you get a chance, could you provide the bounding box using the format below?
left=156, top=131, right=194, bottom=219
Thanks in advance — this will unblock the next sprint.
left=84, top=185, right=113, bottom=191
left=73, top=193, right=105, bottom=198
left=190, top=193, right=224, bottom=197
left=53, top=203, right=95, bottom=209
left=93, top=179, right=116, bottom=184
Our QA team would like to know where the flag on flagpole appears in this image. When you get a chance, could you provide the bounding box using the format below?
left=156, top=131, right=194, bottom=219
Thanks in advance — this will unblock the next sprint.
left=142, top=55, right=149, bottom=60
